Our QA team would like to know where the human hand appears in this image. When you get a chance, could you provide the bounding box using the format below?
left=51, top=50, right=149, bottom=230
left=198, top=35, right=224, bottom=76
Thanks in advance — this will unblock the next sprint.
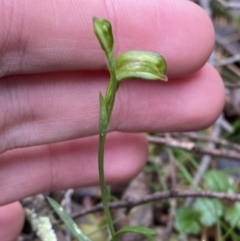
left=0, top=0, right=224, bottom=240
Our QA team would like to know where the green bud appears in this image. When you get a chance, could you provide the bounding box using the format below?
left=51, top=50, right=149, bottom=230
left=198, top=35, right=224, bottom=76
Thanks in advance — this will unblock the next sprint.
left=93, top=17, right=114, bottom=54
left=116, top=51, right=167, bottom=81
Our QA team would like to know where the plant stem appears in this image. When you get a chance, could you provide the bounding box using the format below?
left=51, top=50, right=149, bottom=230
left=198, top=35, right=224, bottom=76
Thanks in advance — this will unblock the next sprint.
left=98, top=132, right=115, bottom=237
left=98, top=50, right=117, bottom=239
left=95, top=18, right=167, bottom=241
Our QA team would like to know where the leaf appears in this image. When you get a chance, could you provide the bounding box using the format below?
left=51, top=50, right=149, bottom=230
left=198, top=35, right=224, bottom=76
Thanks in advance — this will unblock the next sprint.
left=116, top=51, right=167, bottom=82
left=47, top=197, right=93, bottom=241
left=110, top=226, right=156, bottom=241
left=174, top=207, right=201, bottom=235
left=225, top=202, right=240, bottom=229
left=93, top=17, right=114, bottom=54
left=203, top=170, right=234, bottom=193
left=193, top=198, right=223, bottom=227
left=99, top=93, right=109, bottom=134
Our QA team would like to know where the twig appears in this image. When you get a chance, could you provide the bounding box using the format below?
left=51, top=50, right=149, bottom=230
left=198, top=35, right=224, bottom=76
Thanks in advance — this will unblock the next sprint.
left=147, top=135, right=240, bottom=160
left=71, top=190, right=240, bottom=219
left=214, top=54, right=240, bottom=67
left=25, top=208, right=57, bottom=241
left=225, top=82, right=240, bottom=88
left=214, top=0, right=240, bottom=9
left=187, top=0, right=217, bottom=209
left=185, top=115, right=233, bottom=205
left=188, top=0, right=218, bottom=206
left=171, top=132, right=240, bottom=151
left=162, top=148, right=177, bottom=241
left=162, top=207, right=175, bottom=241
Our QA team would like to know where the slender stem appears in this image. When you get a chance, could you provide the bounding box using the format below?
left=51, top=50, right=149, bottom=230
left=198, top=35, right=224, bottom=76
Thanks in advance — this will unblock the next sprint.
left=98, top=132, right=115, bottom=237
left=98, top=49, right=118, bottom=239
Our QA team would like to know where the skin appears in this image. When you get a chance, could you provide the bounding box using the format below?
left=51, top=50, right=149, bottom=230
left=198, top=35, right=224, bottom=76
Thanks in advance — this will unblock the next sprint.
left=0, top=0, right=225, bottom=240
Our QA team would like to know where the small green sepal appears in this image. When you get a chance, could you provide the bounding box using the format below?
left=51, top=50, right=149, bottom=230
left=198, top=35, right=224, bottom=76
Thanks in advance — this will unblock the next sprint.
left=93, top=17, right=114, bottom=54
left=116, top=51, right=167, bottom=81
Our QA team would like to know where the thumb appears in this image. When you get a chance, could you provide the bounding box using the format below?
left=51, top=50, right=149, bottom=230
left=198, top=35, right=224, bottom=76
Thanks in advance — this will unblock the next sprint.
left=0, top=202, right=24, bottom=241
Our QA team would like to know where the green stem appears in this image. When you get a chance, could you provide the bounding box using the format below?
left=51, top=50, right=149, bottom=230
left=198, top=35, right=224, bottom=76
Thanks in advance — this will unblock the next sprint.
left=98, top=50, right=118, bottom=239
left=98, top=132, right=115, bottom=237
left=95, top=18, right=167, bottom=241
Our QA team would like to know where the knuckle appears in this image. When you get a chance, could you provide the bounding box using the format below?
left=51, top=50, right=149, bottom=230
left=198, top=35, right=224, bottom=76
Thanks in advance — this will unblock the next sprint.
left=0, top=0, right=27, bottom=77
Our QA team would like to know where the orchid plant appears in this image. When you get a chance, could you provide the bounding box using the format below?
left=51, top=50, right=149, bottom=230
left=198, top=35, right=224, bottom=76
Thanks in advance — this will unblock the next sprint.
left=48, top=17, right=167, bottom=241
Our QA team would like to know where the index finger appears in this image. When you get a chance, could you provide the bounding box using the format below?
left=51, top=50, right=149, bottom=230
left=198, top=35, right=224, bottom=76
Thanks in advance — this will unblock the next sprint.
left=0, top=0, right=214, bottom=78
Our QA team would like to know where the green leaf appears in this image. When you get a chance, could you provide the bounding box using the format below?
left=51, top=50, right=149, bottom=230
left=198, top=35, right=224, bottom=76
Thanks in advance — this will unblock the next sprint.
left=203, top=170, right=234, bottom=193
left=93, top=17, right=114, bottom=54
left=116, top=51, right=167, bottom=81
left=225, top=202, right=240, bottom=229
left=193, top=198, right=223, bottom=227
left=47, top=197, right=93, bottom=241
left=111, top=226, right=156, bottom=241
left=99, top=93, right=109, bottom=134
left=174, top=207, right=201, bottom=235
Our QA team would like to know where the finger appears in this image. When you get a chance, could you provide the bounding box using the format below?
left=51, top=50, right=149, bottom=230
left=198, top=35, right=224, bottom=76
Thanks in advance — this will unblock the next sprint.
left=1, top=0, right=214, bottom=78
left=0, top=202, right=24, bottom=241
left=0, top=132, right=147, bottom=205
left=0, top=64, right=224, bottom=153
